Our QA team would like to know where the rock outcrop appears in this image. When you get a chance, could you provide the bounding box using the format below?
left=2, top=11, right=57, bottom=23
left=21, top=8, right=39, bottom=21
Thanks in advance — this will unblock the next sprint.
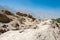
left=0, top=19, right=60, bottom=40
left=0, top=10, right=60, bottom=40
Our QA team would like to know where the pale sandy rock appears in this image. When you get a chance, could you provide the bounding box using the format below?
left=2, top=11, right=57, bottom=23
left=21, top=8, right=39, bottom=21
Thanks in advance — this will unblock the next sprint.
left=0, top=19, right=60, bottom=40
left=0, top=25, right=60, bottom=40
left=0, top=11, right=60, bottom=40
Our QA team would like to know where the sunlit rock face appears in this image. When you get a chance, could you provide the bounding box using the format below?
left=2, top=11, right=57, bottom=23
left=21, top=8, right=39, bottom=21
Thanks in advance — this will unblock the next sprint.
left=0, top=10, right=60, bottom=40
left=0, top=19, right=60, bottom=40
left=0, top=11, right=40, bottom=34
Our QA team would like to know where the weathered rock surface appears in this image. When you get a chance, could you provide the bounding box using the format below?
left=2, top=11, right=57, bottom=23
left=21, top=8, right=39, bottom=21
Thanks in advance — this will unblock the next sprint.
left=0, top=19, right=60, bottom=40
left=0, top=10, right=60, bottom=40
left=0, top=10, right=40, bottom=34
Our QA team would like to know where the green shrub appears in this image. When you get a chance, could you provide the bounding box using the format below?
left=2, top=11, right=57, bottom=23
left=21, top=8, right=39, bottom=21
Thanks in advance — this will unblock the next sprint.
left=52, top=18, right=60, bottom=23
left=28, top=14, right=36, bottom=21
left=16, top=12, right=27, bottom=16
left=0, top=29, right=6, bottom=33
left=2, top=25, right=8, bottom=28
left=16, top=12, right=36, bottom=21
left=55, top=18, right=60, bottom=23
left=15, top=23, right=19, bottom=27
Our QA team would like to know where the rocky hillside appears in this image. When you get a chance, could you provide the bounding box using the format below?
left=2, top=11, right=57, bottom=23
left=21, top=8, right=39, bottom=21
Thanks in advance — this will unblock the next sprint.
left=0, top=10, right=60, bottom=40
left=0, top=19, right=60, bottom=40
left=0, top=10, right=40, bottom=34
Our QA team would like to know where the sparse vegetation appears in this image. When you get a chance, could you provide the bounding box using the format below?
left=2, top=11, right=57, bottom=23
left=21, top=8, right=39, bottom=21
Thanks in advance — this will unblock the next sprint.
left=0, top=14, right=12, bottom=23
left=55, top=18, right=60, bottom=23
left=2, top=25, right=8, bottom=28
left=16, top=12, right=27, bottom=16
left=1, top=10, right=14, bottom=15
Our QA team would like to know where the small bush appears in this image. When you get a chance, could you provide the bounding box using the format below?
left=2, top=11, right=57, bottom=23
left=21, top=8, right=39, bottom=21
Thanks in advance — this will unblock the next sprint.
left=52, top=18, right=60, bottom=23
left=1, top=10, right=14, bottom=15
left=55, top=18, right=60, bottom=23
left=28, top=14, right=33, bottom=18
left=16, top=12, right=24, bottom=16
left=28, top=14, right=36, bottom=21
left=16, top=12, right=27, bottom=17
left=0, top=29, right=6, bottom=33
left=0, top=14, right=12, bottom=23
left=16, top=12, right=36, bottom=21
left=32, top=17, right=36, bottom=21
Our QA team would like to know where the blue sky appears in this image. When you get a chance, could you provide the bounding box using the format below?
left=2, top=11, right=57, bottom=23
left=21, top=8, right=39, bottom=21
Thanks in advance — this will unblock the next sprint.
left=0, top=0, right=60, bottom=19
